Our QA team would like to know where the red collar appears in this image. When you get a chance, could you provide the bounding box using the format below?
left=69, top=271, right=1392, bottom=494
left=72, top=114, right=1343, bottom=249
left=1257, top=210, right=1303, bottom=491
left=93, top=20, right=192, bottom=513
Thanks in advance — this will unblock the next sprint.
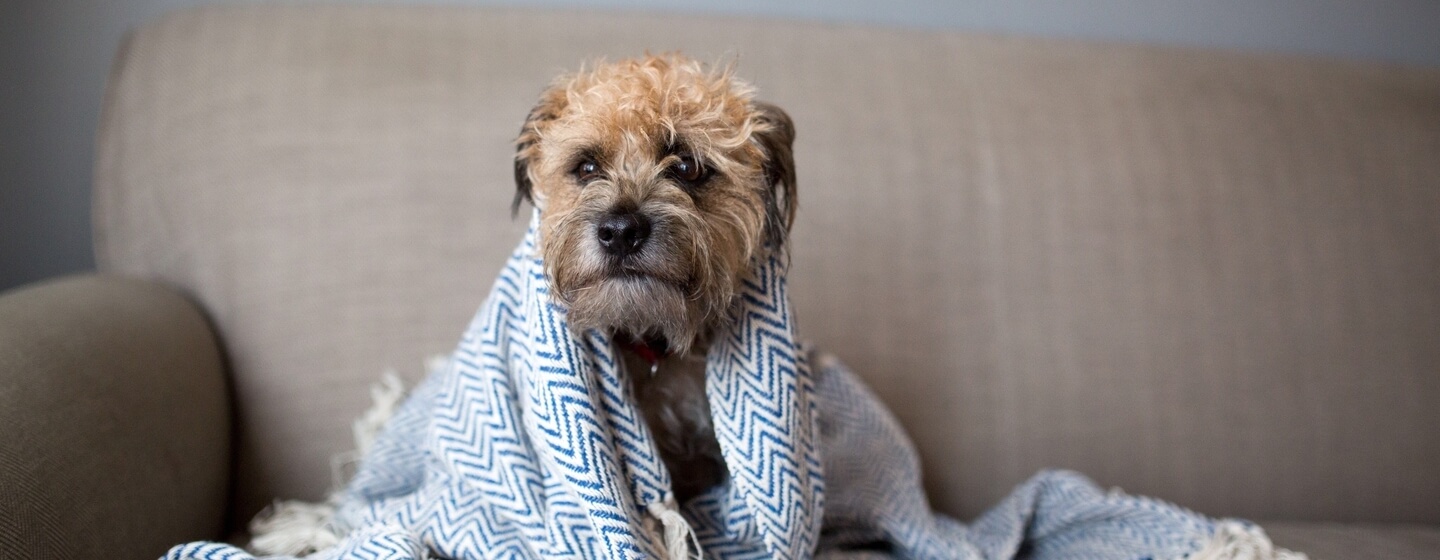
left=621, top=336, right=668, bottom=374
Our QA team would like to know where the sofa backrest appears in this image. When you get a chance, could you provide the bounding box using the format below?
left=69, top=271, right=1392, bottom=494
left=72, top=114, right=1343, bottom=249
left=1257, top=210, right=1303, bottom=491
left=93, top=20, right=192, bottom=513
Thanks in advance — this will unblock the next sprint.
left=96, top=5, right=1440, bottom=525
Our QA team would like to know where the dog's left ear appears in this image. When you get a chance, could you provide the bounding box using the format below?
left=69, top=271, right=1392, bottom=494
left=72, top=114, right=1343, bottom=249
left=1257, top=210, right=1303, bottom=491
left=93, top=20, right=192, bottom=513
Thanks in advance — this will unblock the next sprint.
left=752, top=102, right=797, bottom=250
left=512, top=86, right=568, bottom=217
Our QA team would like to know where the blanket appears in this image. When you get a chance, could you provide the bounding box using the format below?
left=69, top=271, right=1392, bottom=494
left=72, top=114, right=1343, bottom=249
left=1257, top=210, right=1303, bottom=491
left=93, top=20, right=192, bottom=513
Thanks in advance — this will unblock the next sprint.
left=164, top=217, right=1304, bottom=560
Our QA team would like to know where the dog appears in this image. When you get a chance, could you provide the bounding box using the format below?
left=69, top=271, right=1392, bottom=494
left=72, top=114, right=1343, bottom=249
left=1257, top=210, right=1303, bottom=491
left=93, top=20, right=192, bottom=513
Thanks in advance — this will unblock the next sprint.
left=511, top=53, right=796, bottom=502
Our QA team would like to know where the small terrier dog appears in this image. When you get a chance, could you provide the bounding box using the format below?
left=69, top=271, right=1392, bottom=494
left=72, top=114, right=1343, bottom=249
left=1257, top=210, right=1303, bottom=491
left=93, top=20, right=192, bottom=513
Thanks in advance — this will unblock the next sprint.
left=512, top=54, right=796, bottom=502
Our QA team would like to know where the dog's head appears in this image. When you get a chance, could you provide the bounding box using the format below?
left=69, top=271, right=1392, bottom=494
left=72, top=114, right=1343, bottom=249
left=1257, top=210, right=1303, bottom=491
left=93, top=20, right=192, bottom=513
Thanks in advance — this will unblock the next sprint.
left=513, top=54, right=796, bottom=352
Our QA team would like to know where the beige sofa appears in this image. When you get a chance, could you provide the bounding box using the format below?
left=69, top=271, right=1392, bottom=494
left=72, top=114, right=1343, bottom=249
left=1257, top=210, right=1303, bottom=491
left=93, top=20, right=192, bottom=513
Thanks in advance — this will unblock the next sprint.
left=2, top=4, right=1438, bottom=558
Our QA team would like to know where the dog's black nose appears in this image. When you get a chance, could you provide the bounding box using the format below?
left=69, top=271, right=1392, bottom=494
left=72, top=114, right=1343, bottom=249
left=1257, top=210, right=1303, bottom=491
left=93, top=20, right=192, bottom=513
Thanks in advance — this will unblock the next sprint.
left=596, top=211, right=651, bottom=258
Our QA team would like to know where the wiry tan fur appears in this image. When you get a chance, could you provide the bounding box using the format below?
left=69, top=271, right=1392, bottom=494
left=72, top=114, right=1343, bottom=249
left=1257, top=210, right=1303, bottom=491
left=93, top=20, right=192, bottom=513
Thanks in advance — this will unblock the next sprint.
left=512, top=54, right=796, bottom=501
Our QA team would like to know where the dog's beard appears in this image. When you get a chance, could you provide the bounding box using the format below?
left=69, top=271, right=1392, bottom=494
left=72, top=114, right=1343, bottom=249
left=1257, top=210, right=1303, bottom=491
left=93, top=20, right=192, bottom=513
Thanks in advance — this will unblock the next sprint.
left=565, top=275, right=697, bottom=348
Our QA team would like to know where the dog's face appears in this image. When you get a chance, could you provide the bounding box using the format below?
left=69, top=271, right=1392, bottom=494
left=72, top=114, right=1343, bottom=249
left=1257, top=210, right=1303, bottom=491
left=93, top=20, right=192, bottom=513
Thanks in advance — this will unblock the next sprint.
left=513, top=55, right=795, bottom=352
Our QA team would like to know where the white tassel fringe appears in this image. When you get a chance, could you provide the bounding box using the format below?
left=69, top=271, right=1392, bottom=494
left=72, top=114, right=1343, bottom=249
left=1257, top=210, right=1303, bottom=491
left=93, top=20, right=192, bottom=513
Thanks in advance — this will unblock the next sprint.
left=248, top=500, right=342, bottom=556
left=1184, top=521, right=1308, bottom=560
left=647, top=498, right=703, bottom=560
left=248, top=371, right=410, bottom=556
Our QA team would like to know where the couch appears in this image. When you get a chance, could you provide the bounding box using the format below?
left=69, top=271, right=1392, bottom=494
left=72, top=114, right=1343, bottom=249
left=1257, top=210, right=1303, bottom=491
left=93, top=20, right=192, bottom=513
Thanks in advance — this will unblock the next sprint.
left=2, top=4, right=1438, bottom=558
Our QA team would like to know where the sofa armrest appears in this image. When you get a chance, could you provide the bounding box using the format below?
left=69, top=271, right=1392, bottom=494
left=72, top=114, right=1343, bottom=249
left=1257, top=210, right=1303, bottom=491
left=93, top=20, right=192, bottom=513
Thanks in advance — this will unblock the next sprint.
left=0, top=275, right=231, bottom=559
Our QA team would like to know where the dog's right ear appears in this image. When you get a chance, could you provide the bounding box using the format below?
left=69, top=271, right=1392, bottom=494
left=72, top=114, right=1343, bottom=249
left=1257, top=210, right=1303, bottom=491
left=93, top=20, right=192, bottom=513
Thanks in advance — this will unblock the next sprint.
left=512, top=87, right=567, bottom=217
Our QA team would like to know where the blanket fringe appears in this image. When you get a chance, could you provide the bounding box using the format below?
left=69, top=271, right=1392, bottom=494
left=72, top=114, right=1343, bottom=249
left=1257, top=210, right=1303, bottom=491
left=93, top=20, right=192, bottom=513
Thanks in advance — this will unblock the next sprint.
left=353, top=371, right=408, bottom=456
left=647, top=499, right=703, bottom=560
left=249, top=371, right=410, bottom=556
left=249, top=499, right=342, bottom=556
left=1184, top=521, right=1308, bottom=560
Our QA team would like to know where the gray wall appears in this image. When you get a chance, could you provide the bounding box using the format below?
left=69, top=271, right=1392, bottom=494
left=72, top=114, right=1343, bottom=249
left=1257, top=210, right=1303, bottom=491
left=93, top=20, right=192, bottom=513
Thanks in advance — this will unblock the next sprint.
left=3, top=0, right=1438, bottom=292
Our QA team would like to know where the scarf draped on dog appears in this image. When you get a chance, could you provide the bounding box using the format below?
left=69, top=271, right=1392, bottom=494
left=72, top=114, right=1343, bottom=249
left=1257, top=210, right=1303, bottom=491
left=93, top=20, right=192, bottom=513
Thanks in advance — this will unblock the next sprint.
left=164, top=217, right=1303, bottom=560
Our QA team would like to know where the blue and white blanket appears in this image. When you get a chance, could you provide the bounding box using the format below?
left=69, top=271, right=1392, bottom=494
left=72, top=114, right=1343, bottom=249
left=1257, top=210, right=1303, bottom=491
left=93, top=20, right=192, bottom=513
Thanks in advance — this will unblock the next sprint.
left=165, top=219, right=1302, bottom=560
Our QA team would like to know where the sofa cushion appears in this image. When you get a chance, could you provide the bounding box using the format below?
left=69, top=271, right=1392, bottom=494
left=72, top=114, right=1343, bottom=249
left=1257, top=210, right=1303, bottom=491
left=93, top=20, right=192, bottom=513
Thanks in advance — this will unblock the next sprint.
left=1265, top=522, right=1440, bottom=559
left=95, top=4, right=1440, bottom=525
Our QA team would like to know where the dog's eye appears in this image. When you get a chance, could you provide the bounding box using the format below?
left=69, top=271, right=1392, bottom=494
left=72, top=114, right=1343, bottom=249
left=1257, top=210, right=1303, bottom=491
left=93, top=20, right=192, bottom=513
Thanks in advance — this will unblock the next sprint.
left=573, top=159, right=602, bottom=184
left=671, top=155, right=707, bottom=185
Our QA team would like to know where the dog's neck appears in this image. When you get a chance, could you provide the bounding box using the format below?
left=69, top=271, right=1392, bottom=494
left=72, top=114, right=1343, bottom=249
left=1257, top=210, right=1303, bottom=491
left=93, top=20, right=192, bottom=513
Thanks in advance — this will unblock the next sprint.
left=616, top=327, right=727, bottom=503
left=617, top=331, right=669, bottom=373
left=614, top=321, right=722, bottom=363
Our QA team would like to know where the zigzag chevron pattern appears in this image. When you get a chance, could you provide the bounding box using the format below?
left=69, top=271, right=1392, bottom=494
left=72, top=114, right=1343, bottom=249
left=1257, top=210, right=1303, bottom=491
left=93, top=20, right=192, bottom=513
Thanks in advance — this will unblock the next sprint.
left=162, top=543, right=256, bottom=560
left=691, top=255, right=823, bottom=559
left=163, top=216, right=1257, bottom=560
